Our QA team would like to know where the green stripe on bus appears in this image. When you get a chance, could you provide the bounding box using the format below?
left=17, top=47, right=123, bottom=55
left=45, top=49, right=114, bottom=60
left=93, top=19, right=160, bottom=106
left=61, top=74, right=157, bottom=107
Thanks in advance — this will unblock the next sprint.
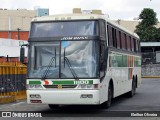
left=29, top=81, right=41, bottom=84
left=28, top=80, right=94, bottom=85
left=52, top=80, right=93, bottom=85
left=52, top=81, right=74, bottom=85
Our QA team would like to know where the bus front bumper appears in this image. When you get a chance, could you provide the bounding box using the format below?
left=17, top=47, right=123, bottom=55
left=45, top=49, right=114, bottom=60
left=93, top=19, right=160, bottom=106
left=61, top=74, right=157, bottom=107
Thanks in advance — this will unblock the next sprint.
left=27, top=89, right=100, bottom=105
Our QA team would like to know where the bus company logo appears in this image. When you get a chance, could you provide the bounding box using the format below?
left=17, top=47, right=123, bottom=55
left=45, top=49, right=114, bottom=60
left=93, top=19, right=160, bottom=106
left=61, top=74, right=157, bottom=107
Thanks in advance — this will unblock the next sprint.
left=2, top=112, right=11, bottom=117
left=58, top=84, right=62, bottom=89
left=61, top=36, right=88, bottom=40
left=44, top=80, right=49, bottom=85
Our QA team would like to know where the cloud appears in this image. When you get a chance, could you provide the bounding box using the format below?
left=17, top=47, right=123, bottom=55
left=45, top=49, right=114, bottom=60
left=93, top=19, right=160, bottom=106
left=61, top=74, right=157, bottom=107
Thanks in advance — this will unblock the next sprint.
left=0, top=0, right=35, bottom=9
left=0, top=0, right=160, bottom=20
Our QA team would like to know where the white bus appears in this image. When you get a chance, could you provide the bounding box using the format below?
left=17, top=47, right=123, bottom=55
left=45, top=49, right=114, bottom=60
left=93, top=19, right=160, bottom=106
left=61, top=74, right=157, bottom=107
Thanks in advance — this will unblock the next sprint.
left=25, top=11, right=141, bottom=109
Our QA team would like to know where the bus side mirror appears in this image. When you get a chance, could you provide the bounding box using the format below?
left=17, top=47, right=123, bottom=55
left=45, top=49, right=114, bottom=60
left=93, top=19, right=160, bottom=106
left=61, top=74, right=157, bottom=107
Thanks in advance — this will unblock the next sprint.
left=20, top=47, right=25, bottom=63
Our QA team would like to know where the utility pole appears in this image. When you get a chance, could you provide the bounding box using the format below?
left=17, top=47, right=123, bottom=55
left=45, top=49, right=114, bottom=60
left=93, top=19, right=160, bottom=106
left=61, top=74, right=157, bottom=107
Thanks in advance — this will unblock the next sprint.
left=17, top=28, right=21, bottom=40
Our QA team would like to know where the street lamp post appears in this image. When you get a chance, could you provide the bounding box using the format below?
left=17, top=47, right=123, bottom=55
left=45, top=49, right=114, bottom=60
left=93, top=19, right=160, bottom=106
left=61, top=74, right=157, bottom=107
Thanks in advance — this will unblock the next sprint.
left=17, top=28, right=21, bottom=40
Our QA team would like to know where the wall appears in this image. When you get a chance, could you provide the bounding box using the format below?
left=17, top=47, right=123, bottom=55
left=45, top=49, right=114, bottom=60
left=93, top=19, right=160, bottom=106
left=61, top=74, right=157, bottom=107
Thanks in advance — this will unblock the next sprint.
left=0, top=9, right=35, bottom=41
left=142, top=64, right=160, bottom=77
left=0, top=9, right=36, bottom=31
left=0, top=31, right=29, bottom=40
left=0, top=57, right=27, bottom=63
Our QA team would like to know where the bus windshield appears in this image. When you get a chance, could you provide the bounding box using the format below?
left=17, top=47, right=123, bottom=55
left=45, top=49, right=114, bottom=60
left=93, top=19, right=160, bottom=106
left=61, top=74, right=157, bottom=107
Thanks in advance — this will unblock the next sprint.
left=28, top=40, right=99, bottom=79
left=30, top=21, right=98, bottom=37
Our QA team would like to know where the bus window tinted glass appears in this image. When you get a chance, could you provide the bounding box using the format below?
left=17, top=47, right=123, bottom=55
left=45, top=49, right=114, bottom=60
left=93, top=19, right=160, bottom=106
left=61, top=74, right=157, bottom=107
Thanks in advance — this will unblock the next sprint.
left=30, top=21, right=98, bottom=37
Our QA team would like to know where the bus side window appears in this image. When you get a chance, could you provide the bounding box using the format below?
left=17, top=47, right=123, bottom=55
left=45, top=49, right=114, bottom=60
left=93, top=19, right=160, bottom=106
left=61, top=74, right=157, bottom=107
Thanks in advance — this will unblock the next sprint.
left=112, top=27, right=117, bottom=48
left=99, top=20, right=106, bottom=40
left=121, top=32, right=125, bottom=50
left=131, top=37, right=134, bottom=52
left=127, top=35, right=131, bottom=51
left=129, top=36, right=132, bottom=51
left=124, top=33, right=127, bottom=50
left=119, top=31, right=122, bottom=49
left=116, top=30, right=120, bottom=49
left=136, top=40, right=139, bottom=52
left=133, top=38, right=136, bottom=52
left=107, top=25, right=113, bottom=47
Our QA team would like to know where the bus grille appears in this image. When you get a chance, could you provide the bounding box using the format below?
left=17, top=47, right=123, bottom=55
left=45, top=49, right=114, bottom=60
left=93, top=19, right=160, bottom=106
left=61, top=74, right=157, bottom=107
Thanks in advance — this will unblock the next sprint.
left=43, top=85, right=77, bottom=89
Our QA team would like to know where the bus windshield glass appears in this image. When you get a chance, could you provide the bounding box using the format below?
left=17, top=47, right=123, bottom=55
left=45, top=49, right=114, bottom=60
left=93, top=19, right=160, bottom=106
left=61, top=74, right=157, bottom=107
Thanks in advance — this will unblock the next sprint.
left=30, top=21, right=98, bottom=37
left=28, top=40, right=99, bottom=79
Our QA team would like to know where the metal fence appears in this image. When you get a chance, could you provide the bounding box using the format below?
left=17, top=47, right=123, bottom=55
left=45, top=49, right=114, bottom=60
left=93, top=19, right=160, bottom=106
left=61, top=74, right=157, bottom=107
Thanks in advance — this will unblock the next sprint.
left=141, top=52, right=160, bottom=77
left=0, top=62, right=27, bottom=104
left=142, top=52, right=155, bottom=64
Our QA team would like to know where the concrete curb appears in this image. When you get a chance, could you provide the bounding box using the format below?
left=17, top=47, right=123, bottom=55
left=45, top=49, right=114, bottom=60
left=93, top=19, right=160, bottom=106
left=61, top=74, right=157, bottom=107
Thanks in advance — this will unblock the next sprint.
left=142, top=76, right=160, bottom=78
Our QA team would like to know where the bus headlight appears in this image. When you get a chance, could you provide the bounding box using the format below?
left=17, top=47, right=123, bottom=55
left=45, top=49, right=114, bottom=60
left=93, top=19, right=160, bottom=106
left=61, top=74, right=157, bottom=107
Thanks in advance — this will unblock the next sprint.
left=30, top=94, right=41, bottom=98
left=87, top=84, right=93, bottom=88
left=81, top=84, right=87, bottom=88
left=35, top=85, right=43, bottom=89
left=27, top=84, right=43, bottom=89
left=29, top=85, right=35, bottom=89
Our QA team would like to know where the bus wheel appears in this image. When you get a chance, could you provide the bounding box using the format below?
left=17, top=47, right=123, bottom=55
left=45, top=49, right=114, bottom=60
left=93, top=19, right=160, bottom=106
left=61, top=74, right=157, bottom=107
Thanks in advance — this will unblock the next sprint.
left=48, top=104, right=59, bottom=109
left=101, top=84, right=112, bottom=108
left=127, top=79, right=136, bottom=97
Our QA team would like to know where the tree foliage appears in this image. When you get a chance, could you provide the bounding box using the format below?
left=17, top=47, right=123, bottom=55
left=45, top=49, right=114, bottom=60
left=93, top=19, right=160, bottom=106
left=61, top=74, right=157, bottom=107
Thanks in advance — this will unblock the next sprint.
left=135, top=8, right=160, bottom=42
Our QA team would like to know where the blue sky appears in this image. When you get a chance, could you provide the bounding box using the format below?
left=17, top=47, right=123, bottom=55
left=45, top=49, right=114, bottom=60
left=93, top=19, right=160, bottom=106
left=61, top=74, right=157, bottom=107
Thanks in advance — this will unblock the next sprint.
left=0, top=0, right=160, bottom=20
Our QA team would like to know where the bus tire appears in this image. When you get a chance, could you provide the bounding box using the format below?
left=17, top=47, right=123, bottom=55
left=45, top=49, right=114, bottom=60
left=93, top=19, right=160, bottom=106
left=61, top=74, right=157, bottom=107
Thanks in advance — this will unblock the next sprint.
left=48, top=104, right=59, bottom=109
left=101, top=84, right=112, bottom=108
left=127, top=78, right=136, bottom=97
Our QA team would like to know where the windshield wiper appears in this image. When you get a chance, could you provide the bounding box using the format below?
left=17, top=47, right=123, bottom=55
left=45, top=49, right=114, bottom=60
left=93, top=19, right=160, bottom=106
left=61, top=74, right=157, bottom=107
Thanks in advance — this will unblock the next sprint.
left=65, top=57, right=78, bottom=79
left=63, top=48, right=78, bottom=80
left=42, top=57, right=55, bottom=79
left=42, top=49, right=57, bottom=79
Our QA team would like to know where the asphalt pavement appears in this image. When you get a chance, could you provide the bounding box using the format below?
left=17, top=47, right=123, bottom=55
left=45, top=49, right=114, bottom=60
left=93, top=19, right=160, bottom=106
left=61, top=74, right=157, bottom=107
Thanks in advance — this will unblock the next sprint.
left=0, top=78, right=160, bottom=119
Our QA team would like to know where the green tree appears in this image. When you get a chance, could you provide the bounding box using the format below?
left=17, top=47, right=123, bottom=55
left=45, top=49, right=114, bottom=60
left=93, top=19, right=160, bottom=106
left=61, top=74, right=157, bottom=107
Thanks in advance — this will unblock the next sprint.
left=135, top=8, right=159, bottom=41
left=156, top=28, right=160, bottom=41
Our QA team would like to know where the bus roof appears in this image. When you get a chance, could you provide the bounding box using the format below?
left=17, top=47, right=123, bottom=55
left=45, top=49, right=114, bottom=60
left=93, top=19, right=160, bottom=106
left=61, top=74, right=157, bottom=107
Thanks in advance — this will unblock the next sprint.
left=32, top=14, right=139, bottom=39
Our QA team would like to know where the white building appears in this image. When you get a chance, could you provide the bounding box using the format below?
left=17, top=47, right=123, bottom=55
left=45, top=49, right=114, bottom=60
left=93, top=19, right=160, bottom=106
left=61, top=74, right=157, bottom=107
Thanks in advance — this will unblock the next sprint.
left=0, top=38, right=28, bottom=57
